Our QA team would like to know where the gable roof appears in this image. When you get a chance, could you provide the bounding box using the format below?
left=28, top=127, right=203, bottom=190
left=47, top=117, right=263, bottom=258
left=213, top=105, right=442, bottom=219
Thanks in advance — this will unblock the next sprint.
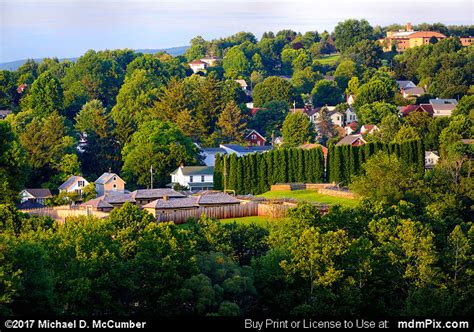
left=102, top=191, right=135, bottom=204
left=425, top=151, right=440, bottom=158
left=245, top=129, right=266, bottom=142
left=403, top=87, right=425, bottom=96
left=22, top=188, right=52, bottom=198
left=189, top=59, right=207, bottom=65
left=234, top=79, right=248, bottom=88
left=17, top=200, right=45, bottom=210
left=429, top=98, right=458, bottom=105
left=0, top=110, right=12, bottom=118
left=345, top=121, right=359, bottom=130
left=143, top=196, right=198, bottom=209
left=196, top=192, right=240, bottom=205
left=81, top=196, right=114, bottom=209
left=336, top=135, right=366, bottom=146
left=220, top=144, right=273, bottom=154
left=171, top=166, right=214, bottom=176
left=95, top=172, right=125, bottom=185
left=58, top=175, right=87, bottom=190
left=397, top=80, right=416, bottom=89
left=409, top=31, right=446, bottom=39
left=131, top=188, right=185, bottom=200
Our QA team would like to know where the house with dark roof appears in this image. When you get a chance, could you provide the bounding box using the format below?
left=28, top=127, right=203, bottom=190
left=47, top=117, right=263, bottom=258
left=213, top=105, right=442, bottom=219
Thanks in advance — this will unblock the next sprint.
left=20, top=188, right=52, bottom=205
left=142, top=192, right=240, bottom=217
left=220, top=144, right=273, bottom=157
left=94, top=172, right=125, bottom=196
left=58, top=175, right=89, bottom=196
left=131, top=188, right=186, bottom=206
left=336, top=134, right=367, bottom=147
left=170, top=166, right=214, bottom=191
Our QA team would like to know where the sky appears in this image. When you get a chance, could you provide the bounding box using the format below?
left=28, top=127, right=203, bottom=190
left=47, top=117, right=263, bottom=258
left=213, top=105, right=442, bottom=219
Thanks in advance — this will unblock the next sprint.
left=0, top=0, right=473, bottom=63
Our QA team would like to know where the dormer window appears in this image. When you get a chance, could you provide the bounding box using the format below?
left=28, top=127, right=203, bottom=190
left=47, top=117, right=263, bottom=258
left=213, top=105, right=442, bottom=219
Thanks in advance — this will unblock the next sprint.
left=113, top=176, right=116, bottom=181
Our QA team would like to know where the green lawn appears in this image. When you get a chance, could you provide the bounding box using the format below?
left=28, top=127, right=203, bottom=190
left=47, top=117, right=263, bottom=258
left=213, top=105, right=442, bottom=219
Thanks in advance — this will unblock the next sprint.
left=257, top=189, right=359, bottom=208
left=220, top=216, right=274, bottom=227
left=315, top=54, right=341, bottom=65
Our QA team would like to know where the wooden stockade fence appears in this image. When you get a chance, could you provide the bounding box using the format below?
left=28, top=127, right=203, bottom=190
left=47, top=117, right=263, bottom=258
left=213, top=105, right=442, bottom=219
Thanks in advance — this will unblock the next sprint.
left=156, top=203, right=260, bottom=224
left=22, top=206, right=110, bottom=222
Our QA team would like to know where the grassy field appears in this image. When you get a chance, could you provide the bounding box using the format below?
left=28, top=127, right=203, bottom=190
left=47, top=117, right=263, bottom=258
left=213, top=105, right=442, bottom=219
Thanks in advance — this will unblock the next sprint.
left=220, top=216, right=273, bottom=227
left=315, top=54, right=341, bottom=65
left=257, top=189, right=359, bottom=208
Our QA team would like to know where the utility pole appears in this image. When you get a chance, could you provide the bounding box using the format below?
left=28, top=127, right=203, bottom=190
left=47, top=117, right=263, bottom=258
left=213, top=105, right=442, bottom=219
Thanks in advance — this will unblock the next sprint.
left=223, top=156, right=227, bottom=193
left=150, top=165, right=154, bottom=189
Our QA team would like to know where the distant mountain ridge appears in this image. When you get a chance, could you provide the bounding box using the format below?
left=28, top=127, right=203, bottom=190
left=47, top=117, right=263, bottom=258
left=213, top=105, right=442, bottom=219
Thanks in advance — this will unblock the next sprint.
left=0, top=46, right=189, bottom=71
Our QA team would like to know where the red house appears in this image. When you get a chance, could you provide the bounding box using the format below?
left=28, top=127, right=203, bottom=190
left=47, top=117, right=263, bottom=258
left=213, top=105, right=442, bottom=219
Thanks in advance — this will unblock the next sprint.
left=244, top=129, right=267, bottom=146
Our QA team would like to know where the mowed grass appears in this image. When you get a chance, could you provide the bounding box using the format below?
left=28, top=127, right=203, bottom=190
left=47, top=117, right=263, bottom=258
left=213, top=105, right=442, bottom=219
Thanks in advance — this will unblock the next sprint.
left=315, top=54, right=341, bottom=65
left=257, top=189, right=359, bottom=208
left=220, top=216, right=273, bottom=227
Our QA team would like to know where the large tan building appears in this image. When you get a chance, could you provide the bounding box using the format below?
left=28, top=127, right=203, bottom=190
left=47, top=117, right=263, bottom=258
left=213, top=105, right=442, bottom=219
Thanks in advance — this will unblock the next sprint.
left=379, top=23, right=447, bottom=52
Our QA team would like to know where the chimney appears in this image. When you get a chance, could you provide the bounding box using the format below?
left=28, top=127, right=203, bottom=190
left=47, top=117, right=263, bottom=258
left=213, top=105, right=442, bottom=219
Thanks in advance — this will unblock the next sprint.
left=163, top=195, right=169, bottom=201
left=406, top=23, right=413, bottom=31
left=180, top=163, right=184, bottom=168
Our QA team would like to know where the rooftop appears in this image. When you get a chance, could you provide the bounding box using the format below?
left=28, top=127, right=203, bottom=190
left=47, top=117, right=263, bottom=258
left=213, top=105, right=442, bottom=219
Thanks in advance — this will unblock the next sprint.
left=22, top=188, right=52, bottom=198
left=131, top=188, right=185, bottom=200
left=171, top=166, right=214, bottom=176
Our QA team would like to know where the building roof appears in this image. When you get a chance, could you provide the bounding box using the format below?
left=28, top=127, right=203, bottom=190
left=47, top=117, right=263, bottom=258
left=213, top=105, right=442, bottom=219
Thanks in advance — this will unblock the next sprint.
left=143, top=196, right=198, bottom=209
left=102, top=191, right=135, bottom=204
left=397, top=80, right=416, bottom=89
left=431, top=104, right=456, bottom=112
left=361, top=124, right=379, bottom=132
left=81, top=196, right=114, bottom=209
left=196, top=192, right=240, bottom=205
left=94, top=172, right=124, bottom=185
left=429, top=98, right=458, bottom=105
left=299, top=143, right=328, bottom=159
left=403, top=87, right=425, bottom=96
left=345, top=121, right=359, bottom=130
left=336, top=134, right=366, bottom=146
left=17, top=200, right=45, bottom=210
left=131, top=188, right=185, bottom=200
left=22, top=188, right=52, bottom=198
left=58, top=175, right=87, bottom=190
left=189, top=59, right=207, bottom=65
left=461, top=139, right=474, bottom=145
left=220, top=144, right=273, bottom=154
left=234, top=79, right=248, bottom=88
left=171, top=166, right=214, bottom=176
left=425, top=151, right=440, bottom=158
left=400, top=104, right=434, bottom=116
left=245, top=129, right=267, bottom=142
left=408, top=31, right=446, bottom=39
left=0, top=110, right=12, bottom=118
left=201, top=147, right=227, bottom=154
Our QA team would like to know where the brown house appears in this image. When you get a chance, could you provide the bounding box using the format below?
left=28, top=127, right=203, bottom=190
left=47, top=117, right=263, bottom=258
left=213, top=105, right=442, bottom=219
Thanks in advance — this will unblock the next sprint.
left=94, top=172, right=125, bottom=196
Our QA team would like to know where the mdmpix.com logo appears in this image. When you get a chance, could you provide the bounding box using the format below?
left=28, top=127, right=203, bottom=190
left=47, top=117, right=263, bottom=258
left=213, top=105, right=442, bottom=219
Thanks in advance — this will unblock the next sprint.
left=398, top=319, right=469, bottom=329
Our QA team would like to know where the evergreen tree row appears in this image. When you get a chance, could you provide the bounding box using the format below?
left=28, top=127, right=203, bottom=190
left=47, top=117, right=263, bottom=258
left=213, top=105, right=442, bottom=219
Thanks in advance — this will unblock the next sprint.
left=327, top=139, right=424, bottom=185
left=214, top=147, right=325, bottom=195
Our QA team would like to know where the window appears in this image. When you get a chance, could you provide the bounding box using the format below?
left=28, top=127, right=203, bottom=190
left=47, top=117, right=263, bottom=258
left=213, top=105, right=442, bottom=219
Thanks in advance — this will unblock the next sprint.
left=113, top=176, right=116, bottom=181
left=201, top=176, right=205, bottom=182
left=252, top=134, right=256, bottom=140
left=113, top=184, right=117, bottom=191
left=190, top=176, right=193, bottom=183
left=78, top=181, right=84, bottom=187
left=75, top=189, right=82, bottom=195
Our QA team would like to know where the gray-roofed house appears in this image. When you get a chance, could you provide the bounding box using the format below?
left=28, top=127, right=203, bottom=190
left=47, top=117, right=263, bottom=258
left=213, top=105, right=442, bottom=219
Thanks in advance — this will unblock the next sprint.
left=396, top=80, right=417, bottom=90
left=429, top=99, right=457, bottom=117
left=196, top=192, right=240, bottom=206
left=94, top=172, right=125, bottom=196
left=0, top=110, right=12, bottom=120
left=80, top=196, right=114, bottom=212
left=131, top=188, right=186, bottom=206
left=170, top=166, right=214, bottom=191
left=81, top=190, right=134, bottom=210
left=58, top=175, right=89, bottom=196
left=402, top=86, right=425, bottom=98
left=336, top=134, right=367, bottom=147
left=143, top=196, right=199, bottom=216
left=20, top=188, right=52, bottom=205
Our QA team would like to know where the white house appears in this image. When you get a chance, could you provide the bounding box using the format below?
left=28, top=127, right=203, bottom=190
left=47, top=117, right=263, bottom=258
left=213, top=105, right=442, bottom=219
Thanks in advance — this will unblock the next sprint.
left=347, top=94, right=355, bottom=106
left=360, top=124, right=380, bottom=135
left=235, top=79, right=248, bottom=91
left=429, top=99, right=457, bottom=117
left=425, top=151, right=440, bottom=170
left=201, top=147, right=227, bottom=166
left=58, top=175, right=89, bottom=196
left=344, top=122, right=359, bottom=135
left=20, top=188, right=52, bottom=205
left=201, top=56, right=220, bottom=66
left=188, top=60, right=208, bottom=73
left=328, top=110, right=344, bottom=127
left=170, top=166, right=214, bottom=191
left=345, top=108, right=358, bottom=124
